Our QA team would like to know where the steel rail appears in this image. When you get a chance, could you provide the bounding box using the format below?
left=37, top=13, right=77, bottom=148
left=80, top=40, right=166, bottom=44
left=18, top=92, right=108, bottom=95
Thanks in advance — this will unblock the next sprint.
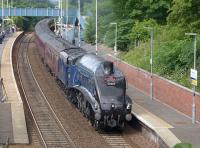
left=17, top=33, right=76, bottom=148
left=17, top=34, right=48, bottom=148
left=26, top=36, right=76, bottom=148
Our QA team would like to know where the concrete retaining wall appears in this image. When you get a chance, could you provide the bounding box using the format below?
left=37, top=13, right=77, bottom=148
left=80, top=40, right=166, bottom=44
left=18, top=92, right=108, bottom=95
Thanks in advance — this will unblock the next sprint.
left=108, top=55, right=200, bottom=122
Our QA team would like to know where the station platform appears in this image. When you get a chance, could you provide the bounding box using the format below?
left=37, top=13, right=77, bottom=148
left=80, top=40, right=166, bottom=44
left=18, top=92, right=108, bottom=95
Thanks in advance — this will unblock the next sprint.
left=127, top=84, right=200, bottom=148
left=0, top=32, right=29, bottom=144
left=81, top=42, right=200, bottom=148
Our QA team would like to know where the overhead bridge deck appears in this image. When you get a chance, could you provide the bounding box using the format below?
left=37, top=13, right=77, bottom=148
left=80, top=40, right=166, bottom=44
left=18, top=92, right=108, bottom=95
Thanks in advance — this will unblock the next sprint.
left=0, top=8, right=76, bottom=17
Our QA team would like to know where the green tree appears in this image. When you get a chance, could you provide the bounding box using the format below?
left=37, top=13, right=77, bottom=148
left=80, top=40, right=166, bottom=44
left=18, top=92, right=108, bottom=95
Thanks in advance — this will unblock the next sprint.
left=84, top=0, right=115, bottom=44
left=13, top=0, right=53, bottom=8
left=13, top=17, right=23, bottom=29
left=168, top=0, right=200, bottom=31
left=129, top=19, right=157, bottom=42
left=110, top=0, right=172, bottom=50
left=84, top=16, right=95, bottom=44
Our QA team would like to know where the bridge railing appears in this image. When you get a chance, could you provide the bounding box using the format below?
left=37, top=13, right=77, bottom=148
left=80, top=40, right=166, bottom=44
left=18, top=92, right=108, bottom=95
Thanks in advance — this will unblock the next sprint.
left=0, top=8, right=65, bottom=16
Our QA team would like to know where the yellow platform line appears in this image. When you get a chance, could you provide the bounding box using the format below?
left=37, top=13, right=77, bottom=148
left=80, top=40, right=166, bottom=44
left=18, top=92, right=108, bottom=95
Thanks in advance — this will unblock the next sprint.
left=132, top=103, right=181, bottom=148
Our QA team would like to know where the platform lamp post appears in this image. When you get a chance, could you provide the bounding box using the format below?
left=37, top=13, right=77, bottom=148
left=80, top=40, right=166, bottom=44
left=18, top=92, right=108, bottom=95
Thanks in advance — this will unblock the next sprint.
left=78, top=0, right=81, bottom=47
left=1, top=0, right=4, bottom=32
left=110, top=22, right=117, bottom=56
left=185, top=33, right=197, bottom=124
left=58, top=0, right=60, bottom=32
left=66, top=0, right=68, bottom=38
left=58, top=0, right=63, bottom=36
left=66, top=0, right=68, bottom=25
left=95, top=0, right=98, bottom=55
left=144, top=26, right=154, bottom=100
left=61, top=0, right=63, bottom=37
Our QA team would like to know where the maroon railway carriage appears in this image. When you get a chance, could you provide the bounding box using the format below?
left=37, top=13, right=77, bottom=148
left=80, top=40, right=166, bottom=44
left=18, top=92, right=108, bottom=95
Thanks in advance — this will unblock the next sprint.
left=35, top=19, right=70, bottom=76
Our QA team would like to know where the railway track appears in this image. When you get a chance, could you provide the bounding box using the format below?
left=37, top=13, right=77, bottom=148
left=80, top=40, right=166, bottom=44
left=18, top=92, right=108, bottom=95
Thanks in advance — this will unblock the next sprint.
left=12, top=32, right=157, bottom=148
left=101, top=133, right=132, bottom=148
left=16, top=33, right=76, bottom=148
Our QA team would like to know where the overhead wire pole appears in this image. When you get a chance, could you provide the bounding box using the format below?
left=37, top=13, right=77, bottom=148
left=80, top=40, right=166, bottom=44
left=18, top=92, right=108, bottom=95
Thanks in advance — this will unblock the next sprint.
left=95, top=0, right=98, bottom=55
left=185, top=33, right=197, bottom=124
left=78, top=0, right=80, bottom=47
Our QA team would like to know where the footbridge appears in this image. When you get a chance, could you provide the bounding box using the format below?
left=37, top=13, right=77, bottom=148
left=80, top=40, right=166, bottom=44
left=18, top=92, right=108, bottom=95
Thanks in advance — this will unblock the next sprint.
left=0, top=8, right=76, bottom=17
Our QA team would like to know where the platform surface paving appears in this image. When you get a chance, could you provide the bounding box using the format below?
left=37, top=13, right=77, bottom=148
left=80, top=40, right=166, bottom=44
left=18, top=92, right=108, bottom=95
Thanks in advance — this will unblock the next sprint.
left=128, top=84, right=200, bottom=148
left=0, top=32, right=29, bottom=144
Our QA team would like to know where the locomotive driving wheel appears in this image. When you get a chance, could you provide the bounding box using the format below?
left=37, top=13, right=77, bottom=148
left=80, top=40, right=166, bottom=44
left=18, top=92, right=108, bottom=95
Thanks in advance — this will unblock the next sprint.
left=94, top=120, right=99, bottom=131
left=85, top=105, right=90, bottom=118
left=66, top=89, right=72, bottom=100
left=77, top=92, right=83, bottom=112
left=88, top=106, right=99, bottom=131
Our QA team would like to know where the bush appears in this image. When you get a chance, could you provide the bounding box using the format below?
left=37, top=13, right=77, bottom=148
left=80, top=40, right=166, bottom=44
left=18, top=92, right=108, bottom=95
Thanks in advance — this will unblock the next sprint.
left=173, top=143, right=193, bottom=148
left=129, top=19, right=158, bottom=42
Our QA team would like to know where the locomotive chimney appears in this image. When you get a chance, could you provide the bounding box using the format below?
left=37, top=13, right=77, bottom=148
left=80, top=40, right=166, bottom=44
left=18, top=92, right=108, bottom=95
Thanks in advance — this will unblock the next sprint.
left=103, top=61, right=114, bottom=75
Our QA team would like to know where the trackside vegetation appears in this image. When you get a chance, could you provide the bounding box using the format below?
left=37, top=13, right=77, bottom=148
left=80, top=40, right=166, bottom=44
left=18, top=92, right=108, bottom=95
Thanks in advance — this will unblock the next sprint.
left=83, top=0, right=200, bottom=92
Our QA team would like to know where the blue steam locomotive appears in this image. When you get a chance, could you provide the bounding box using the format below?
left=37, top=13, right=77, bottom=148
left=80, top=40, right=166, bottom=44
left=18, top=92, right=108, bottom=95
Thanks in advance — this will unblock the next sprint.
left=35, top=19, right=132, bottom=129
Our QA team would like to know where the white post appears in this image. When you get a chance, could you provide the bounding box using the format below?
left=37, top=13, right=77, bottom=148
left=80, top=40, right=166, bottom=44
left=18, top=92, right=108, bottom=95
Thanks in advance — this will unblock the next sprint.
left=61, top=0, right=63, bottom=37
left=66, top=0, right=68, bottom=24
left=110, top=22, right=117, bottom=56
left=192, top=34, right=197, bottom=124
left=95, top=0, right=98, bottom=55
left=144, top=27, right=154, bottom=100
left=8, top=4, right=10, bottom=16
left=2, top=0, right=4, bottom=32
left=116, top=24, right=117, bottom=55
left=185, top=33, right=197, bottom=124
left=66, top=0, right=68, bottom=38
left=78, top=0, right=81, bottom=47
left=150, top=28, right=153, bottom=101
left=58, top=0, right=60, bottom=34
